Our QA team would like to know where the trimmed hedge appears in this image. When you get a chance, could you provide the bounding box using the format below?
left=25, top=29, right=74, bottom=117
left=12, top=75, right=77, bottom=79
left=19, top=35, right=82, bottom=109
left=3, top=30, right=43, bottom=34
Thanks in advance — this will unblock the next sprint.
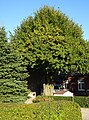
left=51, top=96, right=73, bottom=101
left=34, top=96, right=89, bottom=108
left=51, top=96, right=89, bottom=108
left=0, top=101, right=82, bottom=120
left=74, top=96, right=89, bottom=108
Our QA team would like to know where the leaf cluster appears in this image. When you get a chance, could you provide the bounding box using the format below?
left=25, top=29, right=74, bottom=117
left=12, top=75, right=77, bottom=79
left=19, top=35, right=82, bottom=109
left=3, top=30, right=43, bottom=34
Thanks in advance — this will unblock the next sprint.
left=12, top=6, right=89, bottom=77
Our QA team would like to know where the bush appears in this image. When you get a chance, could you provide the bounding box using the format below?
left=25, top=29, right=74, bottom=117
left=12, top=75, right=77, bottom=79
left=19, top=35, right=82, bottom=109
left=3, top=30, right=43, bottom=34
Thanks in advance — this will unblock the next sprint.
left=74, top=96, right=89, bottom=108
left=51, top=96, right=73, bottom=101
left=0, top=101, right=82, bottom=120
left=51, top=96, right=89, bottom=108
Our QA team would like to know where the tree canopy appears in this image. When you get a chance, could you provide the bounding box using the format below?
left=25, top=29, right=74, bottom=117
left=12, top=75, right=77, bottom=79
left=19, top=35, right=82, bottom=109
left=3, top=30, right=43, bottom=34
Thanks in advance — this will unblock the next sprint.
left=0, top=6, right=89, bottom=102
left=12, top=6, right=89, bottom=79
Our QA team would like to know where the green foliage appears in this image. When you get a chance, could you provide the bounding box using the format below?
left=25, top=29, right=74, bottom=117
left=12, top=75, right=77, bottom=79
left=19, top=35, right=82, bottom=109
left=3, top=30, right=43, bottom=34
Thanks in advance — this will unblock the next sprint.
left=0, top=49, right=29, bottom=103
left=0, top=101, right=82, bottom=120
left=74, top=96, right=89, bottom=108
left=42, top=96, right=89, bottom=108
left=12, top=6, right=89, bottom=84
left=0, top=6, right=89, bottom=103
left=0, top=27, right=29, bottom=103
left=51, top=96, right=73, bottom=101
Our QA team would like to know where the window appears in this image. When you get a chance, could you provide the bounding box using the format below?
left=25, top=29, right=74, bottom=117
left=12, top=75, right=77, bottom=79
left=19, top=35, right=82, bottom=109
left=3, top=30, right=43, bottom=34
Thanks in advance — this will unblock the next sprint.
left=54, top=84, right=59, bottom=90
left=54, top=84, right=60, bottom=90
left=64, top=80, right=68, bottom=89
left=78, top=79, right=85, bottom=91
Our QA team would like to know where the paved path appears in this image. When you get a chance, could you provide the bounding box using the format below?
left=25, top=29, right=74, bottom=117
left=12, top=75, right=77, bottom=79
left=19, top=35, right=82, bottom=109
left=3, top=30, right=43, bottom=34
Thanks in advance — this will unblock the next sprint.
left=81, top=108, right=89, bottom=120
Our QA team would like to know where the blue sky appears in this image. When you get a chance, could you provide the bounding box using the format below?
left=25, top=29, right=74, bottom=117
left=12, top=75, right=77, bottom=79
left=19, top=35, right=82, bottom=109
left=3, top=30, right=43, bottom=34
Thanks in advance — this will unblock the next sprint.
left=0, top=0, right=89, bottom=40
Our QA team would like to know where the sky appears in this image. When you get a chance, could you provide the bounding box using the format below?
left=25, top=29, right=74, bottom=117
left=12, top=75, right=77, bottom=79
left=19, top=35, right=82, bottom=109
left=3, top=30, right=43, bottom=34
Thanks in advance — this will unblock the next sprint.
left=0, top=0, right=89, bottom=40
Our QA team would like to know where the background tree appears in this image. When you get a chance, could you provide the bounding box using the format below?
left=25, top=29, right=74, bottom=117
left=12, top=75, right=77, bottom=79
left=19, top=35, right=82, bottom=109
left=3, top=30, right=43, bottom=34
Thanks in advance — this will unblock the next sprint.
left=12, top=6, right=89, bottom=83
left=0, top=27, right=29, bottom=103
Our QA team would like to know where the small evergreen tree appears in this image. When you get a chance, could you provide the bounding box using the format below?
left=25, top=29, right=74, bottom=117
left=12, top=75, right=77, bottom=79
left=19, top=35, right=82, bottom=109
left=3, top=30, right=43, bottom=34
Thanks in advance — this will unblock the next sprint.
left=0, top=27, right=29, bottom=103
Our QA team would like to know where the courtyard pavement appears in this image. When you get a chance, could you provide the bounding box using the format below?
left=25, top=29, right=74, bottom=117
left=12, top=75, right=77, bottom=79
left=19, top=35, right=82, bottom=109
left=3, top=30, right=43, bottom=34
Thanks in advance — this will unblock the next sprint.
left=81, top=108, right=89, bottom=120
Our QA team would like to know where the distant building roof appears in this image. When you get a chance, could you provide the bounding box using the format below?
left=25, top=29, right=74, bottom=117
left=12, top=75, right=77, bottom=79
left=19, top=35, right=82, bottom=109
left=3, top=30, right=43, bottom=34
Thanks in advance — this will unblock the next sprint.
left=53, top=89, right=73, bottom=97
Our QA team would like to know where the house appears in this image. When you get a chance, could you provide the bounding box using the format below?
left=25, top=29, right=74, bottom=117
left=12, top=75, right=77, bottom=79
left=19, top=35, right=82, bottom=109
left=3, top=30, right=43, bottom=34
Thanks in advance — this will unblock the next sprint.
left=66, top=73, right=89, bottom=96
left=53, top=89, right=73, bottom=97
left=27, top=69, right=89, bottom=96
left=53, top=73, right=89, bottom=96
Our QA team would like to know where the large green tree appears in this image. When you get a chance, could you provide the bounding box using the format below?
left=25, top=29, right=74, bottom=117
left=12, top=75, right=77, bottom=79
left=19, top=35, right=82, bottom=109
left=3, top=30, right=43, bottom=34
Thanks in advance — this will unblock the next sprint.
left=12, top=6, right=89, bottom=83
left=0, top=27, right=29, bottom=103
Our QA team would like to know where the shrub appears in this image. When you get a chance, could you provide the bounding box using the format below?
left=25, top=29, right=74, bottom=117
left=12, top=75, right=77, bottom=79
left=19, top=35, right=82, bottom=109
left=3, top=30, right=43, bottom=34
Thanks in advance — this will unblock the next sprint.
left=51, top=96, right=73, bottom=101
left=74, top=96, right=89, bottom=108
left=0, top=101, right=82, bottom=120
left=42, top=96, right=89, bottom=108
